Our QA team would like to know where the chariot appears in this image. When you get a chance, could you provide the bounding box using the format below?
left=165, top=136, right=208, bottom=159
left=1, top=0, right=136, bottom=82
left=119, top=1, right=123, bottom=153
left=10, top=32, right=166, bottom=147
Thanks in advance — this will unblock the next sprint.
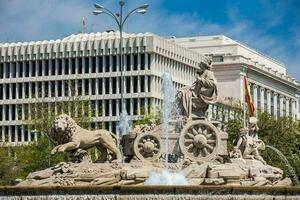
left=121, top=117, right=228, bottom=163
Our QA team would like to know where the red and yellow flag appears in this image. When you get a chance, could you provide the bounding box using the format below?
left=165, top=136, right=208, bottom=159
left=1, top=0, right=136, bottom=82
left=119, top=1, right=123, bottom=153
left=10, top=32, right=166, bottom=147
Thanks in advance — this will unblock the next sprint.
left=244, top=76, right=255, bottom=116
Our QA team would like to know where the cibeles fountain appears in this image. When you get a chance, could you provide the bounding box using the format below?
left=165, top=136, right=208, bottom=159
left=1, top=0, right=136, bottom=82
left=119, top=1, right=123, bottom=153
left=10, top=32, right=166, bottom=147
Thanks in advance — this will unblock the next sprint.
left=4, top=59, right=299, bottom=199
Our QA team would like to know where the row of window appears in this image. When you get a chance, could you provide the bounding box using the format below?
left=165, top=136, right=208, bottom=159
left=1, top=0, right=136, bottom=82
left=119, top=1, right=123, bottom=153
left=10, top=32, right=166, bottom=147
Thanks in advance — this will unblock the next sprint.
left=0, top=76, right=151, bottom=100
left=0, top=98, right=151, bottom=121
left=0, top=54, right=151, bottom=79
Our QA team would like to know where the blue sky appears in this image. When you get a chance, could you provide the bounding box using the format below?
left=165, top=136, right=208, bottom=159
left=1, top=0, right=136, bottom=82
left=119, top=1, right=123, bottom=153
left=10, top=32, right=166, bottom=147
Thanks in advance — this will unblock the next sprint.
left=0, top=0, right=299, bottom=81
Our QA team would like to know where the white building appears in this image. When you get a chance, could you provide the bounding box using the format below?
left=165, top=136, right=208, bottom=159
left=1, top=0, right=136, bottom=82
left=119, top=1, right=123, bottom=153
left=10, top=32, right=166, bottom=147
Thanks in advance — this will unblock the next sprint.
left=172, top=35, right=300, bottom=119
left=1, top=32, right=297, bottom=146
left=0, top=31, right=206, bottom=145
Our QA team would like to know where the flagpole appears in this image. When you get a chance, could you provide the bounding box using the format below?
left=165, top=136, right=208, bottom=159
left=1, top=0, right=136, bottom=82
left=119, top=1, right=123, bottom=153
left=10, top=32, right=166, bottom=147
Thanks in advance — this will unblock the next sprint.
left=242, top=70, right=246, bottom=128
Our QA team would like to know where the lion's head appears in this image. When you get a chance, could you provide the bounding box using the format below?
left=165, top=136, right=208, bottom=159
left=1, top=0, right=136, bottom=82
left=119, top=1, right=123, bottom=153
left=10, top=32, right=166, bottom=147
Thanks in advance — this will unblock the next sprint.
left=50, top=114, right=77, bottom=143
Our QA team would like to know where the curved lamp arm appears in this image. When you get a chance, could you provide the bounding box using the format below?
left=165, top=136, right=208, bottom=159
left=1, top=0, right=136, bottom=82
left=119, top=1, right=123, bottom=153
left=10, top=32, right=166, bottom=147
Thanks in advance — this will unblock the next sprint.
left=121, top=7, right=141, bottom=27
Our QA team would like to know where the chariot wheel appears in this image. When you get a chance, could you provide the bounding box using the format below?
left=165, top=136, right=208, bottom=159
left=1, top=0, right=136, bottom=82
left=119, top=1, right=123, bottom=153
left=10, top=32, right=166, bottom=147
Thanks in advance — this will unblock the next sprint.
left=179, top=120, right=220, bottom=162
left=133, top=132, right=163, bottom=161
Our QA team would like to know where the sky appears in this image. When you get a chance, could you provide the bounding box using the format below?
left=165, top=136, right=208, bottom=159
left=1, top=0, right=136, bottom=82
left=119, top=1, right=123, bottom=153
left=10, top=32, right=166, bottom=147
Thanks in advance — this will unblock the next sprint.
left=0, top=0, right=299, bottom=81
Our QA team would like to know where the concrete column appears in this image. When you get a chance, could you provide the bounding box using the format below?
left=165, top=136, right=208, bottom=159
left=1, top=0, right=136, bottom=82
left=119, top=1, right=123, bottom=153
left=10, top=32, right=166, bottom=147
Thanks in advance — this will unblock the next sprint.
left=130, top=77, right=133, bottom=94
left=130, top=99, right=133, bottom=115
left=89, top=79, right=92, bottom=96
left=273, top=93, right=278, bottom=118
left=137, top=76, right=141, bottom=93
left=145, top=53, right=149, bottom=70
left=75, top=57, right=79, bottom=74
left=89, top=57, right=92, bottom=74
left=145, top=76, right=149, bottom=93
left=279, top=95, right=284, bottom=116
left=16, top=62, right=20, bottom=78
left=144, top=98, right=148, bottom=115
left=253, top=85, right=258, bottom=110
left=137, top=53, right=141, bottom=70
left=137, top=98, right=141, bottom=115
left=21, top=128, right=24, bottom=142
left=109, top=78, right=112, bottom=94
left=0, top=126, right=5, bottom=142
left=286, top=98, right=290, bottom=117
left=109, top=100, right=112, bottom=117
left=239, top=72, right=245, bottom=104
left=130, top=54, right=134, bottom=71
left=96, top=56, right=99, bottom=73
left=102, top=100, right=105, bottom=117
left=8, top=126, right=12, bottom=143
left=291, top=99, right=296, bottom=120
left=109, top=122, right=112, bottom=132
left=267, top=90, right=271, bottom=113
left=260, top=88, right=265, bottom=112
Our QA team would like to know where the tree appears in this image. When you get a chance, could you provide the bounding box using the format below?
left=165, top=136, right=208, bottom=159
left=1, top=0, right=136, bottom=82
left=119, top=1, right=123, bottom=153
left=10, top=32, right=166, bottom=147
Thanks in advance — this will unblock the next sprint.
left=0, top=96, right=97, bottom=185
left=226, top=112, right=300, bottom=185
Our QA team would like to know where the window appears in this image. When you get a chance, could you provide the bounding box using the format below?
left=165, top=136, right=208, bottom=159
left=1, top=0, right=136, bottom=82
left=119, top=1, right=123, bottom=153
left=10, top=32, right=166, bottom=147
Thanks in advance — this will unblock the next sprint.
left=65, top=59, right=69, bottom=75
left=78, top=58, right=82, bottom=74
left=112, top=55, right=117, bottom=72
left=105, top=56, right=110, bottom=72
left=19, top=62, right=23, bottom=78
left=126, top=54, right=131, bottom=71
left=133, top=54, right=138, bottom=70
left=44, top=60, right=49, bottom=76
left=141, top=54, right=145, bottom=70
left=5, top=63, right=10, bottom=78
left=12, top=63, right=16, bottom=78
left=91, top=79, right=96, bottom=95
left=98, top=56, right=103, bottom=73
left=212, top=55, right=224, bottom=62
left=38, top=60, right=43, bottom=76
left=18, top=83, right=22, bottom=99
left=31, top=61, right=36, bottom=77
left=51, top=59, right=55, bottom=75
left=0, top=85, right=3, bottom=99
left=91, top=57, right=96, bottom=73
left=148, top=54, right=151, bottom=69
left=0, top=63, right=3, bottom=79
left=84, top=57, right=89, bottom=73
left=84, top=79, right=89, bottom=95
left=58, top=59, right=62, bottom=75
left=71, top=58, right=76, bottom=74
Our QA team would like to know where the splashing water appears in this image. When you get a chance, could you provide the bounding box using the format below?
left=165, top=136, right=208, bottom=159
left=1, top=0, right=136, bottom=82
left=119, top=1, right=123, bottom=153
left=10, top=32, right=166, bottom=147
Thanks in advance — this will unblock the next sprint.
left=117, top=109, right=131, bottom=139
left=161, top=72, right=177, bottom=166
left=266, top=145, right=299, bottom=185
left=145, top=170, right=188, bottom=185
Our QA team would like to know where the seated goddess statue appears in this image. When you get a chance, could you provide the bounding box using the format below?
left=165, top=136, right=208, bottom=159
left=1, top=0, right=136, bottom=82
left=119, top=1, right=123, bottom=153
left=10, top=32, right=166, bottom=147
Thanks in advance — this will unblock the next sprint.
left=176, top=59, right=218, bottom=118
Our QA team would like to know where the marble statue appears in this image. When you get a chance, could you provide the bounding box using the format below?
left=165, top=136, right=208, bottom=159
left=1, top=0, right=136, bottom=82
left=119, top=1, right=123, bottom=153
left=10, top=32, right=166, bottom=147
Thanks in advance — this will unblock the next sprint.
left=232, top=118, right=266, bottom=165
left=176, top=59, right=217, bottom=118
left=17, top=59, right=290, bottom=187
left=50, top=114, right=122, bottom=162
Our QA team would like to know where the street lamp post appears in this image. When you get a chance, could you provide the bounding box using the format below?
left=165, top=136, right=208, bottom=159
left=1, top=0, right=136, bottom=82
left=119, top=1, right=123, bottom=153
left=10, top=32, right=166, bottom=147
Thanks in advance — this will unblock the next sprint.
left=93, top=1, right=148, bottom=137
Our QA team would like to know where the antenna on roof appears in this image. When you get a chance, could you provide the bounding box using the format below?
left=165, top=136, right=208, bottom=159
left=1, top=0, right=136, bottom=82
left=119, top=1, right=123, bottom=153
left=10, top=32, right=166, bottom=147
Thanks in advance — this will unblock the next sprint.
left=82, top=16, right=87, bottom=33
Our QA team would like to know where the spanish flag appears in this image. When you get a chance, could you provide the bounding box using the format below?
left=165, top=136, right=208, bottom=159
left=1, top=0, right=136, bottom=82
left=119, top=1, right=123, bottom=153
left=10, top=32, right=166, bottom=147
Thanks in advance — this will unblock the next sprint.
left=244, top=76, right=255, bottom=116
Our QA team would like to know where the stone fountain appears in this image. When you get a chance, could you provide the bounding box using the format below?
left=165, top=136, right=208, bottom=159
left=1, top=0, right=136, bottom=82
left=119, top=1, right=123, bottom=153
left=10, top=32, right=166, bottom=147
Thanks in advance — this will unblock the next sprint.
left=2, top=59, right=299, bottom=199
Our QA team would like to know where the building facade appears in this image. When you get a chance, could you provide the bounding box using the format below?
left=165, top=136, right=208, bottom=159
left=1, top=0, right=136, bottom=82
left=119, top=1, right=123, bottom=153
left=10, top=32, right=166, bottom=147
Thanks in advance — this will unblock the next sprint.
left=172, top=35, right=300, bottom=120
left=0, top=31, right=205, bottom=145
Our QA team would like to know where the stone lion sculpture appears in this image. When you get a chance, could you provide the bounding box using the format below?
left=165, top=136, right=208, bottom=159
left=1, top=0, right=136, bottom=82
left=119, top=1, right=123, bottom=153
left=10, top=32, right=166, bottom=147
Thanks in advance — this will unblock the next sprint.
left=50, top=113, right=122, bottom=162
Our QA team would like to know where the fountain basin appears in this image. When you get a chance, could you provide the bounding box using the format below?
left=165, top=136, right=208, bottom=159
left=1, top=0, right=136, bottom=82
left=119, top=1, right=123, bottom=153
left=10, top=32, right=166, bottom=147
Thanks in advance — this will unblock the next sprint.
left=1, top=185, right=299, bottom=200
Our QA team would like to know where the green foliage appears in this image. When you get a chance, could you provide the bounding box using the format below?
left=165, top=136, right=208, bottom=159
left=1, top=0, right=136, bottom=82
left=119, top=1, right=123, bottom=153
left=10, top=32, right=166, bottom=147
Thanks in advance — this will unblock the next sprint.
left=257, top=113, right=300, bottom=184
left=0, top=135, right=70, bottom=186
left=226, top=112, right=300, bottom=185
left=0, top=96, right=96, bottom=186
left=225, top=119, right=243, bottom=151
